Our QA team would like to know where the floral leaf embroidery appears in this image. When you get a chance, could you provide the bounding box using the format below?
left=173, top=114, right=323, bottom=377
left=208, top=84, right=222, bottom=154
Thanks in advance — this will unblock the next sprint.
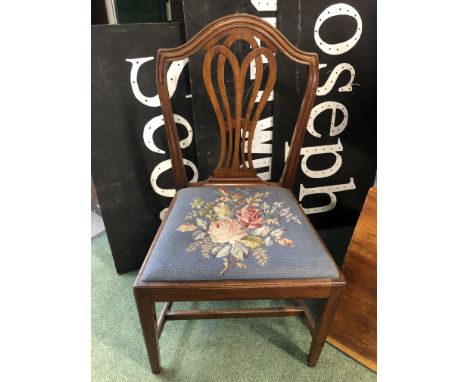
left=177, top=223, right=197, bottom=232
left=192, top=230, right=207, bottom=240
left=266, top=217, right=279, bottom=225
left=254, top=226, right=270, bottom=236
left=200, top=239, right=214, bottom=258
left=231, top=243, right=249, bottom=260
left=212, top=246, right=224, bottom=255
left=196, top=218, right=208, bottom=230
left=177, top=189, right=301, bottom=276
left=213, top=203, right=231, bottom=218
left=232, top=193, right=243, bottom=202
left=221, top=258, right=230, bottom=275
left=253, top=248, right=268, bottom=266
left=277, top=238, right=294, bottom=247
left=187, top=241, right=201, bottom=252
left=270, top=228, right=286, bottom=239
left=191, top=197, right=203, bottom=209
left=215, top=244, right=231, bottom=258
left=240, top=236, right=264, bottom=249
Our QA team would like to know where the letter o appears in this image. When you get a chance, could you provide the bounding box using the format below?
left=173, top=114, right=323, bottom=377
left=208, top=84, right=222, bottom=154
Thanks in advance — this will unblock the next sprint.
left=150, top=159, right=199, bottom=197
left=314, top=4, right=362, bottom=55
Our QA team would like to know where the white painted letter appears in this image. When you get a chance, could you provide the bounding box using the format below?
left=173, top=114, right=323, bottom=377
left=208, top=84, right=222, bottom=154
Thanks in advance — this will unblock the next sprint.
left=308, top=101, right=348, bottom=138
left=126, top=57, right=188, bottom=107
left=150, top=159, right=199, bottom=197
left=301, top=139, right=343, bottom=178
left=315, top=3, right=362, bottom=55
left=143, top=114, right=193, bottom=154
left=299, top=178, right=356, bottom=214
left=317, top=63, right=356, bottom=96
left=245, top=116, right=273, bottom=179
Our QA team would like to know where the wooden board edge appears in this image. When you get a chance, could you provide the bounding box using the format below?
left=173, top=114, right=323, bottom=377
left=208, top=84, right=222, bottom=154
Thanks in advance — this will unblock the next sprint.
left=326, top=335, right=377, bottom=372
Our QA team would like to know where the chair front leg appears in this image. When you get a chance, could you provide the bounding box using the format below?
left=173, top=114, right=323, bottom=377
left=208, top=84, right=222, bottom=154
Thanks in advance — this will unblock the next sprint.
left=308, top=286, right=344, bottom=367
left=134, top=291, right=161, bottom=374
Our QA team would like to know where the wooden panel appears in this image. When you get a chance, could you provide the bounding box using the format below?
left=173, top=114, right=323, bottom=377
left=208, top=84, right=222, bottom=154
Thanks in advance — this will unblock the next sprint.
left=327, top=187, right=377, bottom=371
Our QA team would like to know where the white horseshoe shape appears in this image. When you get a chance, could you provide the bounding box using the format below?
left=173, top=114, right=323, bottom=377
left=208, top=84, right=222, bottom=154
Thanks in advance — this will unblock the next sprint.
left=126, top=57, right=189, bottom=107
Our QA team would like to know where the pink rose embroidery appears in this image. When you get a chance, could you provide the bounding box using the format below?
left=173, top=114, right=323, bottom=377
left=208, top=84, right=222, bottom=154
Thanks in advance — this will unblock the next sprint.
left=208, top=219, right=247, bottom=244
left=236, top=205, right=265, bottom=228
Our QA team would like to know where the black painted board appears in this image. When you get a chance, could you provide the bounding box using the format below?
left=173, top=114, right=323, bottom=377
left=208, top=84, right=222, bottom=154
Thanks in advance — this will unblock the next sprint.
left=183, top=0, right=277, bottom=180
left=92, top=23, right=197, bottom=274
left=169, top=0, right=185, bottom=22
left=115, top=0, right=167, bottom=23
left=274, top=0, right=377, bottom=229
left=318, top=225, right=355, bottom=268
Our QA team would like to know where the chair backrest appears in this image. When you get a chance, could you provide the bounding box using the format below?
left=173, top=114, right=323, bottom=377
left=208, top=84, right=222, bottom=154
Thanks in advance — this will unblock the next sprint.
left=156, top=14, right=319, bottom=190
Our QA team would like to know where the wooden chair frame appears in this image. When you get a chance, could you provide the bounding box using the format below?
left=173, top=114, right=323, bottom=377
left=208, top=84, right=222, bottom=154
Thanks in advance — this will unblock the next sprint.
left=134, top=14, right=345, bottom=374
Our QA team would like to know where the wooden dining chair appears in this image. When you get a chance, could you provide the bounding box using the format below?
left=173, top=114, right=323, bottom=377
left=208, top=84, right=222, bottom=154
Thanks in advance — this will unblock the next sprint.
left=134, top=14, right=345, bottom=374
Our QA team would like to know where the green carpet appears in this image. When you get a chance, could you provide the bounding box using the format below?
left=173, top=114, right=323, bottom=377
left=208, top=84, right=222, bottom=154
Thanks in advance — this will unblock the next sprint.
left=92, top=233, right=376, bottom=381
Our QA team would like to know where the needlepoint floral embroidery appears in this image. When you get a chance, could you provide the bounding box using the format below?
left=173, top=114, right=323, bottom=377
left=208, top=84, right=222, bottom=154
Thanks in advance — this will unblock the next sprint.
left=176, top=188, right=302, bottom=276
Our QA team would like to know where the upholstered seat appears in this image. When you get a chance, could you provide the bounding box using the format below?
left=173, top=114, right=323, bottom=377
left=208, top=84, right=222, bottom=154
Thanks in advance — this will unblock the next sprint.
left=141, top=186, right=339, bottom=282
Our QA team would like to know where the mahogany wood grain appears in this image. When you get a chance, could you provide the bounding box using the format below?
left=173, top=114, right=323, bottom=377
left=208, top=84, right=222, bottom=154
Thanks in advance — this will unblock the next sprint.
left=327, top=187, right=377, bottom=371
left=134, top=277, right=342, bottom=301
left=165, top=306, right=304, bottom=320
left=308, top=286, right=345, bottom=367
left=134, top=291, right=161, bottom=374
left=296, top=299, right=317, bottom=336
left=134, top=14, right=343, bottom=374
left=157, top=302, right=173, bottom=338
